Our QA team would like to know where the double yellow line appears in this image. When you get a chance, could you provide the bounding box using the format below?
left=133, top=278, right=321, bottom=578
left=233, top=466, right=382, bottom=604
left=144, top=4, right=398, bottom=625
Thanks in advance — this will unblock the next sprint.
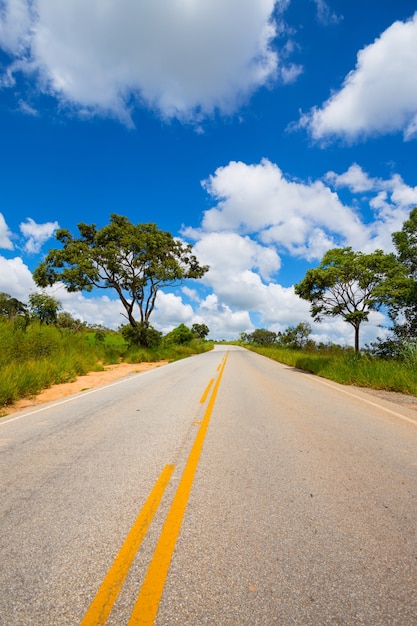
left=81, top=352, right=228, bottom=626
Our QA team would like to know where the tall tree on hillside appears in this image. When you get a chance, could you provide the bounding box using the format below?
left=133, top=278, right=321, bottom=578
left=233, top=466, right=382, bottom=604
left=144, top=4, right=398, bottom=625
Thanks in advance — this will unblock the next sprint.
left=33, top=214, right=208, bottom=339
left=294, top=247, right=405, bottom=352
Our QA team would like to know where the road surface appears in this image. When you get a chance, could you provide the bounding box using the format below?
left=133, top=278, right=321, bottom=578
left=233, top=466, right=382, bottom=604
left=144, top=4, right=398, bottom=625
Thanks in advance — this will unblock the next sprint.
left=1, top=345, right=416, bottom=625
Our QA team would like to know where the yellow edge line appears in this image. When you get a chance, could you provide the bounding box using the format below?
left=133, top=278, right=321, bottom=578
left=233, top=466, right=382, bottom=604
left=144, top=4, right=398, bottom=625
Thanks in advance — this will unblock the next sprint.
left=80, top=464, right=175, bottom=626
left=199, top=378, right=214, bottom=404
left=128, top=353, right=229, bottom=625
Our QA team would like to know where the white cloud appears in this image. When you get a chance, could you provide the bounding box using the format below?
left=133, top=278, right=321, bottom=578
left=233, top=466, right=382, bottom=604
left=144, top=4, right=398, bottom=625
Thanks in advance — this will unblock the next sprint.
left=0, top=255, right=34, bottom=300
left=0, top=0, right=32, bottom=55
left=325, top=163, right=376, bottom=193
left=2, top=157, right=414, bottom=346
left=324, top=164, right=417, bottom=251
left=200, top=159, right=365, bottom=258
left=301, top=12, right=417, bottom=141
left=196, top=293, right=253, bottom=339
left=52, top=286, right=125, bottom=329
left=0, top=213, right=14, bottom=250
left=0, top=0, right=288, bottom=123
left=19, top=217, right=59, bottom=253
left=152, top=292, right=194, bottom=333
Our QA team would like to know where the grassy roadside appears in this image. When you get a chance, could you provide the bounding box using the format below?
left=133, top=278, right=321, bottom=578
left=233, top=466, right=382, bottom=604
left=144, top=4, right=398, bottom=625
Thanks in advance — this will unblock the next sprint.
left=246, top=345, right=417, bottom=396
left=0, top=321, right=213, bottom=410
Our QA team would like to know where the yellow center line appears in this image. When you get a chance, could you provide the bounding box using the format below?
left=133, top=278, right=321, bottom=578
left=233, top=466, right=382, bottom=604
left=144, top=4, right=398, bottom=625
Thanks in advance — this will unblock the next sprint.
left=199, top=378, right=214, bottom=404
left=128, top=353, right=229, bottom=626
left=80, top=464, right=175, bottom=626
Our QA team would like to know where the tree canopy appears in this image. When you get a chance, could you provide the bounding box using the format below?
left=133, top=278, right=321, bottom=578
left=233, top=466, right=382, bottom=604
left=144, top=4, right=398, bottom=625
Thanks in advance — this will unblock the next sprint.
left=390, top=206, right=417, bottom=338
left=33, top=214, right=209, bottom=332
left=294, top=247, right=404, bottom=352
left=28, top=292, right=62, bottom=325
left=0, top=292, right=28, bottom=320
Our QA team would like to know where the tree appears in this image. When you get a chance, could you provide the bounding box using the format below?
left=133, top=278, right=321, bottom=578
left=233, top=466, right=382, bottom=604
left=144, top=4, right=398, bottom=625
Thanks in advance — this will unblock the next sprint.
left=0, top=292, right=28, bottom=321
left=191, top=323, right=209, bottom=339
left=278, top=322, right=312, bottom=349
left=165, top=323, right=194, bottom=344
left=294, top=247, right=404, bottom=352
left=33, top=214, right=208, bottom=336
left=121, top=323, right=162, bottom=348
left=56, top=311, right=85, bottom=332
left=389, top=207, right=417, bottom=338
left=28, top=292, right=62, bottom=325
left=247, top=328, right=277, bottom=345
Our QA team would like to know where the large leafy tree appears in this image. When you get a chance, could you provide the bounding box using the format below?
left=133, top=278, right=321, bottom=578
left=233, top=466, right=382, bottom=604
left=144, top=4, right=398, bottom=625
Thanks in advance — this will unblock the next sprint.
left=33, top=214, right=208, bottom=330
left=294, top=247, right=404, bottom=352
left=390, top=207, right=417, bottom=338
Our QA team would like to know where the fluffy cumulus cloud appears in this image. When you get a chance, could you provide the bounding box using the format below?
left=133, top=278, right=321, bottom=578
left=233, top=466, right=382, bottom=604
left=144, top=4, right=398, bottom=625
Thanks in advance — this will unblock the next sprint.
left=198, top=159, right=366, bottom=259
left=19, top=217, right=59, bottom=253
left=0, top=0, right=289, bottom=123
left=181, top=158, right=417, bottom=342
left=301, top=12, right=417, bottom=141
left=2, top=162, right=416, bottom=344
left=0, top=255, right=35, bottom=300
left=325, top=164, right=417, bottom=250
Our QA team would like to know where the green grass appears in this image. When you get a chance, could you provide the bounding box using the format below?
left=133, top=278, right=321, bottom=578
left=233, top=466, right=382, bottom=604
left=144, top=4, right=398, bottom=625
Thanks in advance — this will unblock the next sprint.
left=0, top=319, right=213, bottom=411
left=247, top=345, right=417, bottom=396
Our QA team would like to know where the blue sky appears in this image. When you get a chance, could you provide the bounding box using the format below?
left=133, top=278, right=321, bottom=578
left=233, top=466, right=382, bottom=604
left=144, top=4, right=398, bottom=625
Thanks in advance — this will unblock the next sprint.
left=1, top=0, right=417, bottom=345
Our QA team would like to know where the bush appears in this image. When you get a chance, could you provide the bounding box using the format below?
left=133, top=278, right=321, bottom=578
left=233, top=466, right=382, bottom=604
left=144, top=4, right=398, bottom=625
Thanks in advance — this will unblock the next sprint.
left=120, top=323, right=162, bottom=348
left=164, top=324, right=194, bottom=345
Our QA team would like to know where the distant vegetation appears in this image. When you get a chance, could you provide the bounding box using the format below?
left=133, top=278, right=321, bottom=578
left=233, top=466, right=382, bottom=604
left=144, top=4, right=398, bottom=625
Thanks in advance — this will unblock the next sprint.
left=238, top=323, right=417, bottom=396
left=0, top=300, right=212, bottom=412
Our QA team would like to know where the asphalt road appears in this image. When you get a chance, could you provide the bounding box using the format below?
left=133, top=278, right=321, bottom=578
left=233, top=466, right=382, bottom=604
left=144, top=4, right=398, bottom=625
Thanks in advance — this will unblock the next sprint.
left=1, top=345, right=416, bottom=625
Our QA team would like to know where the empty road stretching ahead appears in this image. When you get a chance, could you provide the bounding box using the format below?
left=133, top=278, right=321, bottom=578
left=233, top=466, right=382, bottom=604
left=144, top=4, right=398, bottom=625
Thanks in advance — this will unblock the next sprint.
left=1, top=345, right=416, bottom=625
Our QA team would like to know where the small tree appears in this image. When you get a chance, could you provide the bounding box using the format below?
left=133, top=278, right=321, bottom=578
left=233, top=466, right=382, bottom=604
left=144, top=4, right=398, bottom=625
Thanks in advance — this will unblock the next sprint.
left=33, top=214, right=208, bottom=340
left=121, top=323, right=162, bottom=348
left=248, top=328, right=277, bottom=345
left=165, top=323, right=194, bottom=345
left=28, top=292, right=62, bottom=325
left=56, top=311, right=84, bottom=331
left=0, top=292, right=28, bottom=321
left=295, top=247, right=404, bottom=352
left=278, top=322, right=312, bottom=349
left=191, top=323, right=209, bottom=340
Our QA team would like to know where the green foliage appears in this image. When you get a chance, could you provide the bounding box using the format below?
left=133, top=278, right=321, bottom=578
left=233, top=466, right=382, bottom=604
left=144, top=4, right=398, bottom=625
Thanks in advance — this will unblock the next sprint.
left=33, top=214, right=208, bottom=329
left=0, top=292, right=28, bottom=321
left=0, top=320, right=101, bottom=408
left=294, top=247, right=404, bottom=352
left=28, top=292, right=62, bottom=325
left=56, top=311, right=85, bottom=331
left=389, top=206, right=417, bottom=337
left=124, top=339, right=214, bottom=364
left=164, top=323, right=195, bottom=345
left=120, top=323, right=162, bottom=348
left=277, top=322, right=312, bottom=349
left=244, top=328, right=277, bottom=345
left=191, top=323, right=209, bottom=339
left=247, top=345, right=417, bottom=396
left=0, top=319, right=213, bottom=410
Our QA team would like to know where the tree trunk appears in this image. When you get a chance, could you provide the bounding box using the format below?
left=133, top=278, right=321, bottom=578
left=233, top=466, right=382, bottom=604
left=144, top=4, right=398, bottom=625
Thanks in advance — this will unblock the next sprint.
left=354, top=323, right=360, bottom=353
